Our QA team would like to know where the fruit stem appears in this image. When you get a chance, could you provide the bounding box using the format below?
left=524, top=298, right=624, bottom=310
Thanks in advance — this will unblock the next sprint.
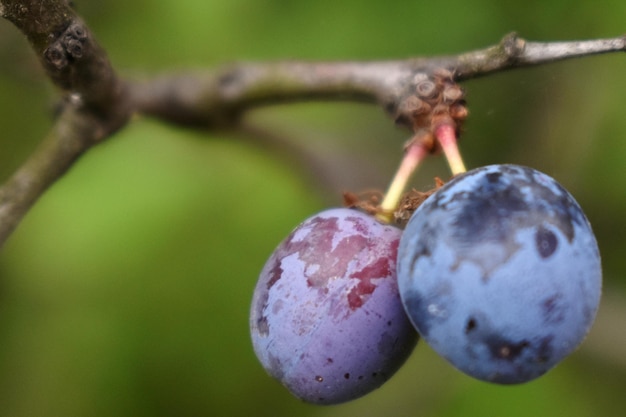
left=376, top=134, right=430, bottom=224
left=435, top=123, right=466, bottom=175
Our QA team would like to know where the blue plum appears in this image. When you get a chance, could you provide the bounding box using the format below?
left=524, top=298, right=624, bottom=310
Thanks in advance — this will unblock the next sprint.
left=250, top=208, right=418, bottom=404
left=397, top=164, right=602, bottom=384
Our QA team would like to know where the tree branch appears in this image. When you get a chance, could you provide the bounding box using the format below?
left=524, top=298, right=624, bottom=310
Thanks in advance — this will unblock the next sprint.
left=127, top=61, right=420, bottom=128
left=0, top=0, right=624, bottom=248
left=1, top=0, right=128, bottom=113
left=454, top=32, right=626, bottom=79
left=129, top=33, right=625, bottom=128
left=0, top=107, right=109, bottom=242
left=0, top=0, right=130, bottom=247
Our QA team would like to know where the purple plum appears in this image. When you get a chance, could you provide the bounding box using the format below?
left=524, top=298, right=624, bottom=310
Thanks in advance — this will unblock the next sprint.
left=250, top=208, right=418, bottom=404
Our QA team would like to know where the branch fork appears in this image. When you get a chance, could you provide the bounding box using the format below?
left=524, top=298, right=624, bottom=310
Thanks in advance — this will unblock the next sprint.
left=1, top=0, right=625, bottom=247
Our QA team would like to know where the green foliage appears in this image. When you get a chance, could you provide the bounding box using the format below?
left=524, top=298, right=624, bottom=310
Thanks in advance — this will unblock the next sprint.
left=1, top=0, right=625, bottom=416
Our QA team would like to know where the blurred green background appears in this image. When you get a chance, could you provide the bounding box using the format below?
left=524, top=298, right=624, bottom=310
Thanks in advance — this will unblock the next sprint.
left=1, top=0, right=626, bottom=416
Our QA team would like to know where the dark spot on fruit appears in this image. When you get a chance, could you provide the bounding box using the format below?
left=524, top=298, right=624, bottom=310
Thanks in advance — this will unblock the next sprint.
left=445, top=180, right=531, bottom=279
left=466, top=313, right=532, bottom=362
left=536, top=226, right=558, bottom=258
left=372, top=372, right=378, bottom=378
left=486, top=337, right=530, bottom=361
left=358, top=375, right=364, bottom=380
left=326, top=358, right=334, bottom=364
left=267, top=260, right=283, bottom=290
left=535, top=335, right=554, bottom=363
left=387, top=321, right=392, bottom=326
left=486, top=172, right=502, bottom=183
left=465, top=317, right=477, bottom=333
left=452, top=182, right=529, bottom=244
left=272, top=300, right=283, bottom=314
left=542, top=294, right=565, bottom=324
left=344, top=373, right=350, bottom=379
left=256, top=315, right=269, bottom=336
left=315, top=375, right=324, bottom=382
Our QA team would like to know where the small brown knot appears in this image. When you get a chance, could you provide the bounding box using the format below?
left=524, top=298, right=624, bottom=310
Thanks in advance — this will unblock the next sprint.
left=44, top=42, right=68, bottom=70
left=416, top=80, right=438, bottom=99
left=62, top=22, right=88, bottom=59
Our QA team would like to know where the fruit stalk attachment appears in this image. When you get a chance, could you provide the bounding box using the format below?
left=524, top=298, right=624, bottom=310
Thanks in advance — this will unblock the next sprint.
left=376, top=70, right=468, bottom=223
left=376, top=133, right=430, bottom=223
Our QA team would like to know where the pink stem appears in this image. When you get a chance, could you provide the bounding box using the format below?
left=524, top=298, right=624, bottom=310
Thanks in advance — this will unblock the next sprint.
left=435, top=124, right=466, bottom=175
left=376, top=137, right=430, bottom=223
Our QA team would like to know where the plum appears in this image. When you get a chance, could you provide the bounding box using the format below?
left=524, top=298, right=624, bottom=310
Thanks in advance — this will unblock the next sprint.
left=397, top=164, right=602, bottom=383
left=250, top=208, right=418, bottom=404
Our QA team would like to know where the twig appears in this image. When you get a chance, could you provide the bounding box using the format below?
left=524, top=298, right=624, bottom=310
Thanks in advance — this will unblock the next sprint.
left=0, top=107, right=107, bottom=241
left=128, top=33, right=626, bottom=127
left=455, top=32, right=626, bottom=79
